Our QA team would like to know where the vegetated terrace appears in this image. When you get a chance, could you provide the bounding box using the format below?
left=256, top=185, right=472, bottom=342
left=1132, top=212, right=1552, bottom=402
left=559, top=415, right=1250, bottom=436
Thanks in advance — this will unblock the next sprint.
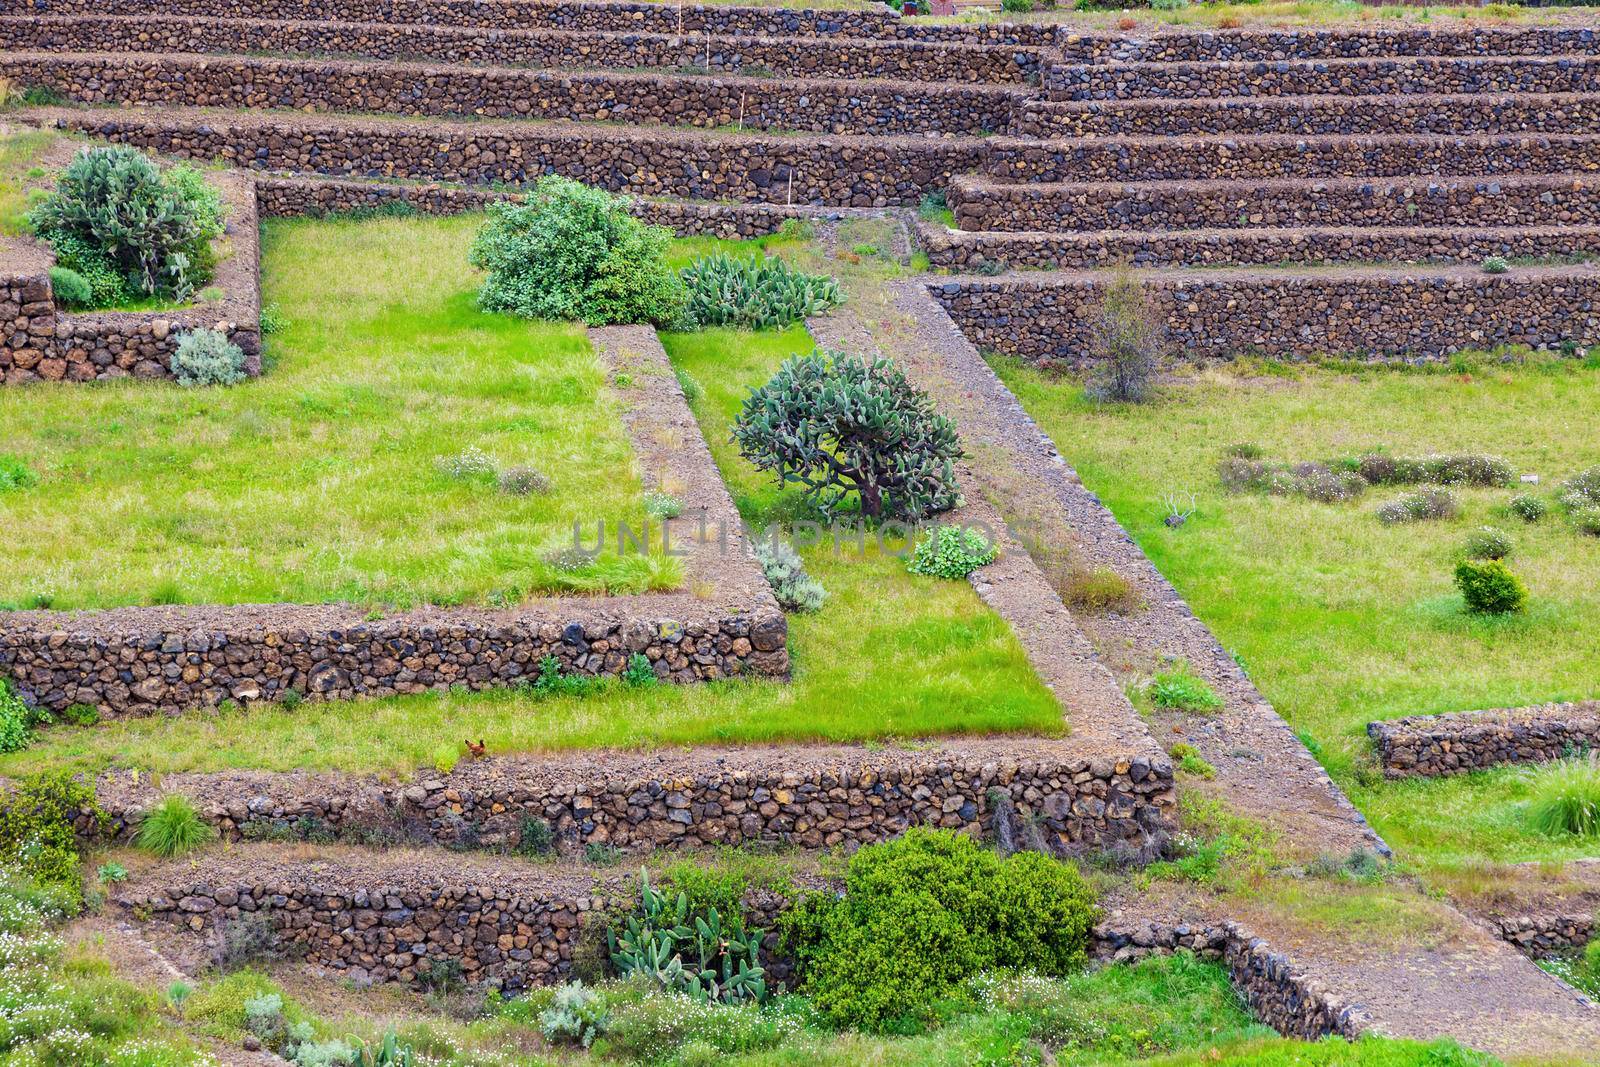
left=0, top=220, right=1064, bottom=776
left=994, top=355, right=1600, bottom=868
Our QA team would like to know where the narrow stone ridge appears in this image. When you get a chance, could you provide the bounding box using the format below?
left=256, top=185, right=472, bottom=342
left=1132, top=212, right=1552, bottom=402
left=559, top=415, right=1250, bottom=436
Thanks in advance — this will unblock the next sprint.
left=1368, top=700, right=1600, bottom=777
left=0, top=50, right=1024, bottom=137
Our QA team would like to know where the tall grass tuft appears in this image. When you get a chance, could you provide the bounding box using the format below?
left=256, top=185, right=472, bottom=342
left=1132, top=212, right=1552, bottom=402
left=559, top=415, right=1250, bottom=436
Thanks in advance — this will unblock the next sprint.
left=1527, top=759, right=1600, bottom=838
left=136, top=794, right=215, bottom=858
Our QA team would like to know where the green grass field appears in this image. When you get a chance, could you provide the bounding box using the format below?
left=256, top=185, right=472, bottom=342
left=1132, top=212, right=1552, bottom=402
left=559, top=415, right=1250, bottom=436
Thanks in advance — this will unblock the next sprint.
left=992, top=357, right=1600, bottom=866
left=0, top=213, right=677, bottom=609
left=0, top=234, right=1060, bottom=775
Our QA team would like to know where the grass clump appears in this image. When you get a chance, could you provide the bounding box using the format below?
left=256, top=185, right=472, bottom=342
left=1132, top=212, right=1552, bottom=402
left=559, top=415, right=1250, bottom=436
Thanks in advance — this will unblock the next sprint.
left=1169, top=742, right=1217, bottom=780
left=1146, top=665, right=1224, bottom=713
left=780, top=828, right=1098, bottom=1032
left=1059, top=565, right=1141, bottom=614
left=136, top=794, right=215, bottom=858
left=469, top=176, right=684, bottom=327
left=1526, top=758, right=1600, bottom=838
left=0, top=454, right=37, bottom=492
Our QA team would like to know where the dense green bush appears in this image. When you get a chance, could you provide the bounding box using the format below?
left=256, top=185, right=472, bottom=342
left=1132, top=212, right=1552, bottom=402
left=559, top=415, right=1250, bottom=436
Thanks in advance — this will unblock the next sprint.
left=751, top=537, right=825, bottom=613
left=468, top=178, right=685, bottom=326
left=781, top=828, right=1098, bottom=1031
left=680, top=254, right=842, bottom=330
left=734, top=350, right=961, bottom=521
left=0, top=678, right=48, bottom=755
left=47, top=265, right=92, bottom=309
left=1526, top=759, right=1600, bottom=837
left=170, top=327, right=248, bottom=387
left=42, top=230, right=129, bottom=307
left=1462, top=527, right=1512, bottom=561
left=30, top=147, right=223, bottom=302
left=1453, top=559, right=1527, bottom=615
left=0, top=770, right=103, bottom=902
left=907, top=524, right=997, bottom=579
left=136, top=794, right=215, bottom=858
left=608, top=870, right=768, bottom=1005
left=1509, top=493, right=1548, bottom=523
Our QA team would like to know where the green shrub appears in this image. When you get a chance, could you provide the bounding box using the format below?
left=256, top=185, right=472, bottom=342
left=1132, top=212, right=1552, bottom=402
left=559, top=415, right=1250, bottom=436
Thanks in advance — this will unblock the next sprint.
left=608, top=870, right=768, bottom=1005
left=540, top=982, right=609, bottom=1048
left=1575, top=506, right=1600, bottom=538
left=1462, top=526, right=1512, bottom=561
left=468, top=178, right=685, bottom=326
left=0, top=454, right=38, bottom=492
left=751, top=537, right=826, bottom=613
left=170, top=327, right=248, bottom=387
left=603, top=987, right=802, bottom=1061
left=1563, top=465, right=1600, bottom=510
left=1169, top=743, right=1217, bottom=780
left=48, top=265, right=92, bottom=309
left=1509, top=493, right=1547, bottom=523
left=0, top=770, right=103, bottom=900
left=497, top=465, right=550, bottom=496
left=1377, top=488, right=1458, bottom=525
left=782, top=828, right=1098, bottom=1032
left=257, top=302, right=288, bottom=336
left=1527, top=759, right=1600, bottom=837
left=516, top=816, right=554, bottom=857
left=30, top=146, right=221, bottom=300
left=39, top=230, right=127, bottom=307
left=1085, top=269, right=1163, bottom=404
left=907, top=524, right=997, bottom=580
left=680, top=254, right=842, bottom=330
left=734, top=350, right=961, bottom=521
left=1482, top=256, right=1510, bottom=275
left=61, top=702, right=99, bottom=726
left=1454, top=559, right=1527, bottom=615
left=0, top=678, right=47, bottom=754
left=622, top=652, right=659, bottom=688
left=136, top=794, right=215, bottom=858
left=1147, top=667, right=1223, bottom=713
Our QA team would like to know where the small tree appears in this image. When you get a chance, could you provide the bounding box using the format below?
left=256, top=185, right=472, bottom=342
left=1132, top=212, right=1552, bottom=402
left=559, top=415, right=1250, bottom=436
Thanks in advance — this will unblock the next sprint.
left=1085, top=268, right=1163, bottom=404
left=733, top=350, right=961, bottom=521
left=468, top=177, right=685, bottom=326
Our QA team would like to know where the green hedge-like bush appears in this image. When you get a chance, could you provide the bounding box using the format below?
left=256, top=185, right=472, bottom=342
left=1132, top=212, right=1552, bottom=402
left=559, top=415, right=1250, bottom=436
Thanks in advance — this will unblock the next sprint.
left=1454, top=559, right=1527, bottom=615
left=781, top=828, right=1098, bottom=1032
left=0, top=771, right=104, bottom=902
left=30, top=147, right=223, bottom=302
left=468, top=177, right=685, bottom=326
left=47, top=266, right=92, bottom=309
left=907, top=524, right=996, bottom=579
left=680, top=254, right=842, bottom=330
left=734, top=350, right=961, bottom=521
left=0, top=678, right=47, bottom=755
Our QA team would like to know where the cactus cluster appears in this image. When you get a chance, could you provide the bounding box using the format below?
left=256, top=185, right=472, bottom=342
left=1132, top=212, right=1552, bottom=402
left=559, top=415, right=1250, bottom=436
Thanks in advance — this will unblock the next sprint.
left=681, top=253, right=843, bottom=330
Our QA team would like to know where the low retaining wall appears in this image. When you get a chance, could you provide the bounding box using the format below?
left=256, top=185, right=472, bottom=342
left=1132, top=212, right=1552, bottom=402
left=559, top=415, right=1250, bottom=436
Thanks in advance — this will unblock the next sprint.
left=1092, top=26, right=1600, bottom=63
left=1046, top=54, right=1600, bottom=101
left=983, top=133, right=1600, bottom=183
left=0, top=170, right=260, bottom=385
left=948, top=173, right=1600, bottom=234
left=1368, top=702, right=1600, bottom=778
left=0, top=15, right=1045, bottom=84
left=1095, top=919, right=1372, bottom=1040
left=931, top=266, right=1600, bottom=365
left=1016, top=93, right=1600, bottom=139
left=1492, top=911, right=1596, bottom=956
left=0, top=52, right=1022, bottom=137
left=253, top=175, right=838, bottom=238
left=917, top=219, right=1600, bottom=272
left=84, top=738, right=1176, bottom=856
left=34, top=109, right=982, bottom=207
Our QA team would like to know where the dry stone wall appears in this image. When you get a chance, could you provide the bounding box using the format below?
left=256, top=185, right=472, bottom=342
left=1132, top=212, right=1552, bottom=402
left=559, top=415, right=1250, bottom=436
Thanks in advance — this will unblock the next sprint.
left=0, top=52, right=1023, bottom=137
left=1368, top=702, right=1600, bottom=778
left=35, top=110, right=983, bottom=208
left=1492, top=911, right=1596, bottom=956
left=0, top=15, right=1046, bottom=84
left=84, top=738, right=1176, bottom=857
left=931, top=267, right=1600, bottom=365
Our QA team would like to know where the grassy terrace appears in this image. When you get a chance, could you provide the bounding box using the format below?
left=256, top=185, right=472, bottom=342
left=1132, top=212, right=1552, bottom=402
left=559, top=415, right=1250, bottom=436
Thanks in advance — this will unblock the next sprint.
left=994, top=356, right=1600, bottom=867
left=0, top=213, right=677, bottom=609
left=1, top=223, right=1061, bottom=776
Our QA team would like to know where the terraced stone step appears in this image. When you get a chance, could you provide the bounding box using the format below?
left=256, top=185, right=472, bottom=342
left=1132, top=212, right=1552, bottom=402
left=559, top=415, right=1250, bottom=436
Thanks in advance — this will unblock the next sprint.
left=931, top=262, right=1600, bottom=364
left=0, top=14, right=1045, bottom=84
left=984, top=132, right=1600, bottom=183
left=1017, top=92, right=1600, bottom=138
left=949, top=172, right=1600, bottom=233
left=20, top=105, right=982, bottom=206
left=0, top=0, right=904, bottom=38
left=1086, top=26, right=1600, bottom=64
left=0, top=50, right=1021, bottom=136
left=1046, top=53, right=1600, bottom=102
left=918, top=220, right=1600, bottom=271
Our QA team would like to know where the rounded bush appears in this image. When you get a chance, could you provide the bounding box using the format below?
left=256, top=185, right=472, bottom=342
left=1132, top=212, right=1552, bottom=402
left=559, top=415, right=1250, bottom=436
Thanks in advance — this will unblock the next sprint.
left=1574, top=506, right=1600, bottom=538
left=907, top=524, right=997, bottom=580
left=170, top=327, right=247, bottom=387
left=468, top=177, right=685, bottom=327
left=47, top=266, right=92, bottom=309
left=1509, top=493, right=1548, bottom=523
left=1462, top=527, right=1512, bottom=561
left=1453, top=559, right=1527, bottom=615
left=782, top=828, right=1098, bottom=1032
